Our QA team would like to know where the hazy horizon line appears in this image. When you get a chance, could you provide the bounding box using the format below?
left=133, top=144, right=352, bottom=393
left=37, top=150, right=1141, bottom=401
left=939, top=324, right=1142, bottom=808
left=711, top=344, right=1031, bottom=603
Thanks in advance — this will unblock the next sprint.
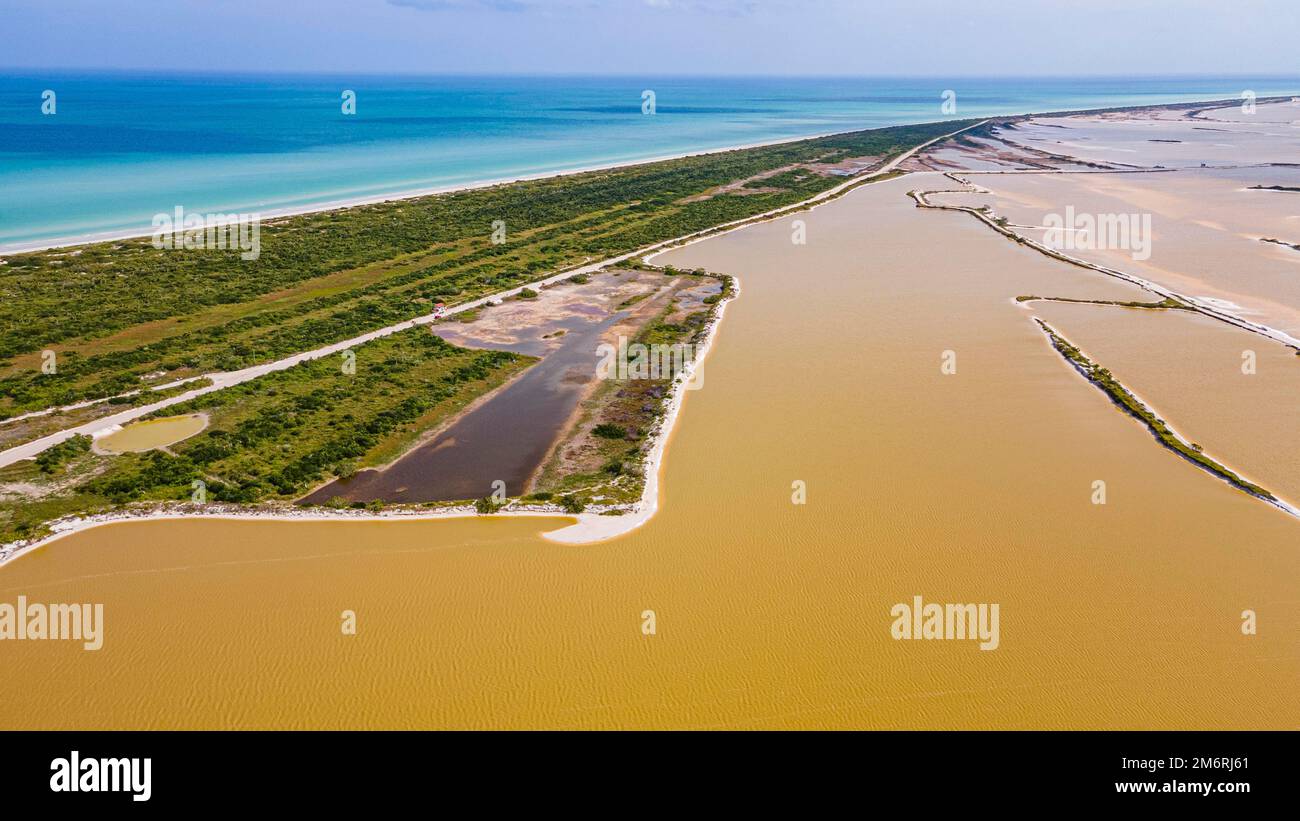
left=5, top=66, right=1300, bottom=81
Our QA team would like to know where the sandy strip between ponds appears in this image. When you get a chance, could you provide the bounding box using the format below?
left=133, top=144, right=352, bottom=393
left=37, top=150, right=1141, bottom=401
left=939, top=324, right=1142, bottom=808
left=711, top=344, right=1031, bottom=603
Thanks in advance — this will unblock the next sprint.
left=540, top=274, right=738, bottom=544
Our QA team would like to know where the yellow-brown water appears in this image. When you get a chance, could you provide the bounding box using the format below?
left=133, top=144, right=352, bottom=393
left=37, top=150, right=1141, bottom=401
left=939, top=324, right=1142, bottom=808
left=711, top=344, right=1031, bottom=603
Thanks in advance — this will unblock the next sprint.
left=1032, top=301, right=1300, bottom=507
left=94, top=414, right=209, bottom=454
left=2, top=175, right=1296, bottom=729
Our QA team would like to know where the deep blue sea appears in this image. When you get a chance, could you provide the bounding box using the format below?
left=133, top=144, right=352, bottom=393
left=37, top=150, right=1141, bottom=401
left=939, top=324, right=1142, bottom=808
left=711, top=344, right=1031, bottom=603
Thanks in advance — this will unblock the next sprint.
left=2, top=72, right=1297, bottom=248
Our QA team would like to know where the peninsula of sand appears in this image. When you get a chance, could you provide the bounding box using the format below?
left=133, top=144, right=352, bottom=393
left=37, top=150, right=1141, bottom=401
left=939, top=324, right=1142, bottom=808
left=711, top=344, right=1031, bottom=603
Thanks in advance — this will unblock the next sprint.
left=0, top=116, right=976, bottom=562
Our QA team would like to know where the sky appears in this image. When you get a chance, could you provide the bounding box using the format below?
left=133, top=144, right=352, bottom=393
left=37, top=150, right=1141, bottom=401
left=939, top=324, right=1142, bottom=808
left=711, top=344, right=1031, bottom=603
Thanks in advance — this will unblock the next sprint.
left=3, top=0, right=1298, bottom=77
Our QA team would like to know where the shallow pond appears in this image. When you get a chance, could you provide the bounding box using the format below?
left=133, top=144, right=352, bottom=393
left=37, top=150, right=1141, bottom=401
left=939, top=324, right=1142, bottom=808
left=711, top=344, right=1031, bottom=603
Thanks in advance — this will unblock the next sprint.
left=95, top=413, right=208, bottom=454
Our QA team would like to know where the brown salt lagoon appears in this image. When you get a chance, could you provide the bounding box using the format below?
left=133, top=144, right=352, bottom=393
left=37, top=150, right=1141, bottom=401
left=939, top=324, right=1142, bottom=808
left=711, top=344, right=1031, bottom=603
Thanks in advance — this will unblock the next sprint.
left=93, top=413, right=209, bottom=454
left=3, top=169, right=1296, bottom=730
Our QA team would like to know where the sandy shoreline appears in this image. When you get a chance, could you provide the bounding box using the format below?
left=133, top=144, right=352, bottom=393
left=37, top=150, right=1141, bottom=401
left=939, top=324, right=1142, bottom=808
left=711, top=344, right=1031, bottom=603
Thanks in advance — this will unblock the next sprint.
left=0, top=129, right=865, bottom=256
left=5, top=95, right=1272, bottom=257
left=0, top=506, right=577, bottom=568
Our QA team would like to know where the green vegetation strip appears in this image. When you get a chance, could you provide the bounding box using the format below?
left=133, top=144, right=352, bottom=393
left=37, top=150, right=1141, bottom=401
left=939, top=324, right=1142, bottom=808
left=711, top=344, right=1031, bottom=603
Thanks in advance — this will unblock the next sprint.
left=1035, top=319, right=1278, bottom=503
left=1, top=119, right=971, bottom=419
left=1260, top=238, right=1300, bottom=252
left=1016, top=295, right=1192, bottom=310
left=0, top=329, right=530, bottom=543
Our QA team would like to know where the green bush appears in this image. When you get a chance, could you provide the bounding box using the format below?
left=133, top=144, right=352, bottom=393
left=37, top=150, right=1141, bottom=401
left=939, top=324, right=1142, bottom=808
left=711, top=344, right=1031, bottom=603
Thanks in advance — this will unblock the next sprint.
left=35, top=434, right=92, bottom=474
left=560, top=495, right=587, bottom=514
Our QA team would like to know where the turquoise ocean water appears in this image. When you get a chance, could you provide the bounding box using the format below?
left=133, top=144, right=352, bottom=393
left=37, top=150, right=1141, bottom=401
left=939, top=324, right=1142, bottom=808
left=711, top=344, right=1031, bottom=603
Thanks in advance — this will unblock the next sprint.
left=1, top=72, right=1297, bottom=248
